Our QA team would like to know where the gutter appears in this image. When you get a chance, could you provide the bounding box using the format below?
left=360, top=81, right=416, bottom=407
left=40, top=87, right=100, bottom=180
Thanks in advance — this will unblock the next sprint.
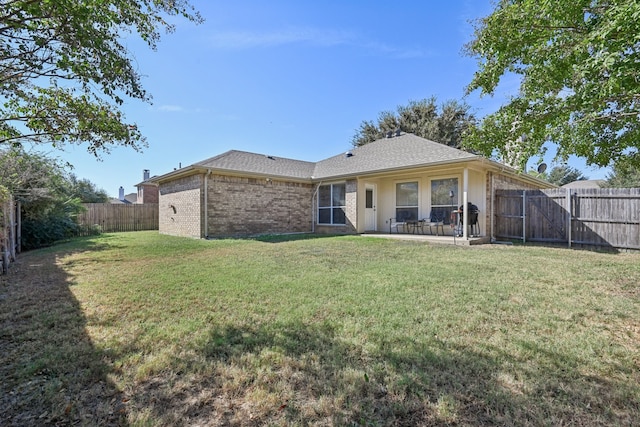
left=150, top=165, right=311, bottom=185
left=147, top=165, right=201, bottom=185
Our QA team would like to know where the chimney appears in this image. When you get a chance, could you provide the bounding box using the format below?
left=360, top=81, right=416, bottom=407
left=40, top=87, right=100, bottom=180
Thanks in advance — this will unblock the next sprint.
left=119, top=186, right=125, bottom=201
left=143, top=169, right=150, bottom=181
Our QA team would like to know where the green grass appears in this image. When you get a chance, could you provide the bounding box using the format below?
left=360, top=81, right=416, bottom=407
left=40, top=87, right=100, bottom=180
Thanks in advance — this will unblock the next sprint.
left=1, top=231, right=639, bottom=426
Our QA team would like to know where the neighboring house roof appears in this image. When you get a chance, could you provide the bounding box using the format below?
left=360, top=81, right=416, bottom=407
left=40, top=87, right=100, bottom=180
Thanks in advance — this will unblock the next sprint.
left=313, top=133, right=478, bottom=179
left=562, top=179, right=605, bottom=189
left=135, top=180, right=157, bottom=187
left=110, top=197, right=135, bottom=204
left=135, top=176, right=159, bottom=187
left=111, top=193, right=137, bottom=204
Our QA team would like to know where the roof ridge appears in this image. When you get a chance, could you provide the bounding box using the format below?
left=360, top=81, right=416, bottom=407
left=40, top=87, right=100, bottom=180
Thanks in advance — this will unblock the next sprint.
left=198, top=149, right=316, bottom=166
left=193, top=150, right=236, bottom=166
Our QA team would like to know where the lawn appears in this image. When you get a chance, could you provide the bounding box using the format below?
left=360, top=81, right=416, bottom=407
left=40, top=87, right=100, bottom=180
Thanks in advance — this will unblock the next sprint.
left=1, top=231, right=639, bottom=426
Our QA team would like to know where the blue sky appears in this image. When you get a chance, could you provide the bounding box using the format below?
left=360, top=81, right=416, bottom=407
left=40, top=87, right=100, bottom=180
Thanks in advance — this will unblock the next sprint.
left=52, top=0, right=610, bottom=197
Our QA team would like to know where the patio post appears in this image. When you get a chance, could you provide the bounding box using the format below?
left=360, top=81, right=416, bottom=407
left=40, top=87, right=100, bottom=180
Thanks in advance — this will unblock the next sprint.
left=463, top=168, right=469, bottom=239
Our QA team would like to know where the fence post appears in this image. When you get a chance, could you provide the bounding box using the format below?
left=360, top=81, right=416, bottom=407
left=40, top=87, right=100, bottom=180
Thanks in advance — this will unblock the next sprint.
left=9, top=198, right=16, bottom=260
left=522, top=190, right=526, bottom=243
left=1, top=195, right=10, bottom=274
left=567, top=188, right=572, bottom=248
left=16, top=201, right=21, bottom=254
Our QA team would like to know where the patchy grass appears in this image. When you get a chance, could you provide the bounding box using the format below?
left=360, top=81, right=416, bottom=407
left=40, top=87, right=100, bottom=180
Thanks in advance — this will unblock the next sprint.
left=1, top=231, right=639, bottom=426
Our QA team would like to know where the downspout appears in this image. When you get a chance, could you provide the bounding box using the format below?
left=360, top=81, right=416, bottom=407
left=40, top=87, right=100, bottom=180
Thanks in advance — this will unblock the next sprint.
left=204, top=169, right=212, bottom=238
left=311, top=181, right=322, bottom=233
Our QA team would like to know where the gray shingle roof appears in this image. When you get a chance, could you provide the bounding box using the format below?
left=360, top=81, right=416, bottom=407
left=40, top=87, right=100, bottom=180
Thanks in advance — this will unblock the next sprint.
left=153, top=133, right=480, bottom=183
left=194, top=150, right=316, bottom=180
left=561, top=179, right=605, bottom=189
left=312, top=133, right=477, bottom=179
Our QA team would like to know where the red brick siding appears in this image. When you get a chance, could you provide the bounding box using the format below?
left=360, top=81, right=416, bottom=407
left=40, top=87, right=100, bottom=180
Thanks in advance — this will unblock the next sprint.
left=158, top=175, right=203, bottom=238
left=137, top=184, right=159, bottom=204
left=206, top=174, right=313, bottom=237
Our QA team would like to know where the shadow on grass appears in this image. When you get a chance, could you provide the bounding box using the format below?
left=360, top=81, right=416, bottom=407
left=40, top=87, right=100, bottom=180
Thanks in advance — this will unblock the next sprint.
left=132, top=321, right=638, bottom=426
left=250, top=233, right=342, bottom=244
left=0, top=238, right=127, bottom=426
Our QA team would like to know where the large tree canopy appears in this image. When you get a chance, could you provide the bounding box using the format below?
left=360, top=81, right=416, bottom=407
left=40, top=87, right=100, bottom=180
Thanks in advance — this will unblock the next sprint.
left=351, top=97, right=476, bottom=148
left=0, top=0, right=202, bottom=156
left=464, top=0, right=640, bottom=170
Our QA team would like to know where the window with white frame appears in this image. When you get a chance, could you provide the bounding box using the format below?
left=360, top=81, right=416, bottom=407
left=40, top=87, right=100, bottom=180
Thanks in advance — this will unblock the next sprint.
left=430, top=178, right=458, bottom=224
left=395, top=181, right=418, bottom=221
left=318, top=183, right=346, bottom=225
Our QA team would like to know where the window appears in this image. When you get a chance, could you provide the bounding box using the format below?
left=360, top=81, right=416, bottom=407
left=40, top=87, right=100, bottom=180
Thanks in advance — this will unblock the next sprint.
left=365, top=188, right=373, bottom=209
left=395, top=181, right=418, bottom=221
left=431, top=178, right=458, bottom=224
left=318, top=183, right=346, bottom=225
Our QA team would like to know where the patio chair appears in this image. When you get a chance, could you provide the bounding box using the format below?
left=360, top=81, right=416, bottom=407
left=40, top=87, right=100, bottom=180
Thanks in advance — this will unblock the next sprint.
left=421, top=211, right=445, bottom=236
left=389, top=213, right=409, bottom=233
left=389, top=217, right=407, bottom=233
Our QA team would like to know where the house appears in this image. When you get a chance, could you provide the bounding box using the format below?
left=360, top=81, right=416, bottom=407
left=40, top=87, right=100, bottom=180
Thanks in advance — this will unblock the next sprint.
left=109, top=170, right=160, bottom=204
left=135, top=169, right=159, bottom=204
left=148, top=132, right=551, bottom=240
left=110, top=187, right=137, bottom=204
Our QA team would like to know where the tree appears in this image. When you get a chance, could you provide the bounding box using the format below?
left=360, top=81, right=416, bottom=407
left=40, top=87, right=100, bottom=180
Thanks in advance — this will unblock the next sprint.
left=66, top=174, right=109, bottom=203
left=605, top=159, right=640, bottom=188
left=464, top=0, right=640, bottom=171
left=1, top=0, right=202, bottom=156
left=546, top=165, right=587, bottom=186
left=0, top=146, right=65, bottom=201
left=351, top=97, right=476, bottom=148
left=0, top=147, right=108, bottom=248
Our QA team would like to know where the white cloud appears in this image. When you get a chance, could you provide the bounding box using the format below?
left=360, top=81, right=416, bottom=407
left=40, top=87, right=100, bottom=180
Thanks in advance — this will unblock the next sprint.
left=208, top=27, right=432, bottom=59
left=360, top=40, right=432, bottom=59
left=157, top=105, right=185, bottom=112
left=209, top=27, right=354, bottom=49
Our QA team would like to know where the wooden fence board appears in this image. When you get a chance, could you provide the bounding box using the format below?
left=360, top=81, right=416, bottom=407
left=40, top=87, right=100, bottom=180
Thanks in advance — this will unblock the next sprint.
left=1, top=194, right=19, bottom=274
left=76, top=203, right=159, bottom=235
left=495, top=188, right=640, bottom=251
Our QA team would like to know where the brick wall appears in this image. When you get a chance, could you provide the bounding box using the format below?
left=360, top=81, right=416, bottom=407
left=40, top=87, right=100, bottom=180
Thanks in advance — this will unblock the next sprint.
left=207, top=174, right=313, bottom=237
left=158, top=175, right=203, bottom=238
left=491, top=172, right=544, bottom=191
left=137, top=184, right=159, bottom=204
left=345, top=179, right=357, bottom=231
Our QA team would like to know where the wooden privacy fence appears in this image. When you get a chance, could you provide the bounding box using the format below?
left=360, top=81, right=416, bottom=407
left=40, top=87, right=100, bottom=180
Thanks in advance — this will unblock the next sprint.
left=495, top=188, right=640, bottom=250
left=1, top=194, right=20, bottom=274
left=76, top=203, right=159, bottom=235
